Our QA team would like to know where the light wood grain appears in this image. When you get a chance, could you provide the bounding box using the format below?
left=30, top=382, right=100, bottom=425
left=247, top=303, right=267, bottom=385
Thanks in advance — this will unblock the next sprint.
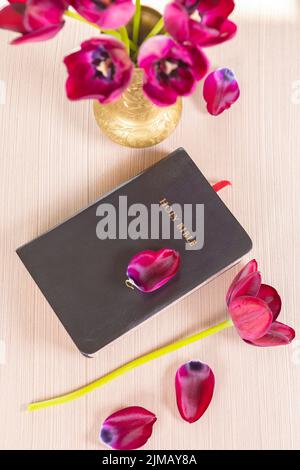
left=0, top=1, right=299, bottom=450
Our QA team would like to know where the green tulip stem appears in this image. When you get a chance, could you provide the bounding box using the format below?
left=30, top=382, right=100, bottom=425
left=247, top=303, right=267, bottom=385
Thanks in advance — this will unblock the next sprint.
left=27, top=319, right=233, bottom=412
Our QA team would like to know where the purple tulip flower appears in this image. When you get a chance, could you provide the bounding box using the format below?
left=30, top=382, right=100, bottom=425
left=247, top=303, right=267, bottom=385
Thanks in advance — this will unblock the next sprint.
left=64, top=36, right=134, bottom=103
left=138, top=36, right=209, bottom=107
left=164, top=0, right=237, bottom=47
left=0, top=0, right=66, bottom=45
left=70, top=0, right=135, bottom=29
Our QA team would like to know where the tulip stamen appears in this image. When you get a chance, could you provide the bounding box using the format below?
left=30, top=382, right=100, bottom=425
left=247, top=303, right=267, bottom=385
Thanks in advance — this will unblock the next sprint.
left=92, top=47, right=115, bottom=80
left=156, top=59, right=180, bottom=82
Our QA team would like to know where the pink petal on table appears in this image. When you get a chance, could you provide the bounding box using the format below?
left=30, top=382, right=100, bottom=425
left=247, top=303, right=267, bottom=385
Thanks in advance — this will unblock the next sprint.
left=100, top=406, right=157, bottom=450
left=257, top=284, right=282, bottom=321
left=203, top=68, right=240, bottom=116
left=226, top=259, right=258, bottom=305
left=175, top=361, right=215, bottom=423
left=228, top=296, right=273, bottom=341
left=127, top=248, right=180, bottom=293
left=246, top=321, right=295, bottom=347
left=228, top=271, right=262, bottom=305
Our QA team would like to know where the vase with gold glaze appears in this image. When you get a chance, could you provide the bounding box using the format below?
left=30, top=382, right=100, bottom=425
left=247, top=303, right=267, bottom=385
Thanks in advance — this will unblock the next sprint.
left=93, top=6, right=182, bottom=149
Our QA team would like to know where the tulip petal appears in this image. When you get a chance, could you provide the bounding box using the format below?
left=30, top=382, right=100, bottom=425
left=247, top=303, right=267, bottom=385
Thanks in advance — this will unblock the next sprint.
left=184, top=44, right=209, bottom=81
left=100, top=406, right=157, bottom=450
left=257, top=284, right=281, bottom=321
left=203, top=68, right=240, bottom=116
left=190, top=17, right=237, bottom=47
left=11, top=22, right=64, bottom=44
left=175, top=361, right=215, bottom=423
left=246, top=321, right=295, bottom=347
left=23, top=0, right=66, bottom=31
left=228, top=296, right=273, bottom=341
left=228, top=271, right=262, bottom=305
left=164, top=2, right=190, bottom=44
left=226, top=259, right=258, bottom=305
left=127, top=248, right=180, bottom=293
left=0, top=4, right=26, bottom=33
left=198, top=0, right=236, bottom=19
left=71, top=0, right=135, bottom=29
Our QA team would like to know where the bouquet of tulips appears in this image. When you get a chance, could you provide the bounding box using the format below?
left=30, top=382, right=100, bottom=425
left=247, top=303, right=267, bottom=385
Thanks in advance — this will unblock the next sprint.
left=0, top=0, right=240, bottom=115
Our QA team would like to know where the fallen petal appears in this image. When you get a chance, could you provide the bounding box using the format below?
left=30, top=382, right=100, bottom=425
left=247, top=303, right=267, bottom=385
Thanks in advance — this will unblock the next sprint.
left=100, top=406, right=157, bottom=450
left=228, top=296, right=273, bottom=341
left=127, top=248, right=180, bottom=293
left=257, top=284, right=281, bottom=321
left=246, top=321, right=295, bottom=347
left=226, top=259, right=258, bottom=305
left=175, top=361, right=215, bottom=423
left=203, top=68, right=240, bottom=116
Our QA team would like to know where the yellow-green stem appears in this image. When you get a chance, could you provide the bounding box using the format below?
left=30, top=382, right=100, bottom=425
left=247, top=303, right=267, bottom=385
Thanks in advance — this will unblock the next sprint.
left=132, top=0, right=141, bottom=45
left=27, top=319, right=233, bottom=412
left=119, top=26, right=130, bottom=55
left=102, top=29, right=121, bottom=40
left=64, top=9, right=100, bottom=29
left=144, top=17, right=164, bottom=42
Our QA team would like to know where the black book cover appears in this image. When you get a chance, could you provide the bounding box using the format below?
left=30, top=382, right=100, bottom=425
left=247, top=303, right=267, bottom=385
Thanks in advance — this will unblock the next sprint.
left=17, top=148, right=252, bottom=356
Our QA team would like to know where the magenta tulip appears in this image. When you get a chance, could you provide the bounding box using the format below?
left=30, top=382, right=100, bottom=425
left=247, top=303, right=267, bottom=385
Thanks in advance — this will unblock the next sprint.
left=175, top=361, right=215, bottom=423
left=164, top=0, right=237, bottom=47
left=71, top=0, right=135, bottom=29
left=203, top=68, right=240, bottom=115
left=127, top=248, right=180, bottom=293
left=227, top=260, right=295, bottom=347
left=138, top=36, right=209, bottom=106
left=64, top=36, right=134, bottom=103
left=0, top=0, right=66, bottom=45
left=100, top=406, right=157, bottom=450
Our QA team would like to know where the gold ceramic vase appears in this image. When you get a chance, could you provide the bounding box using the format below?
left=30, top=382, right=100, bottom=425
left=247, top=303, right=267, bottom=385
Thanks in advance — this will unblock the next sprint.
left=93, top=7, right=182, bottom=148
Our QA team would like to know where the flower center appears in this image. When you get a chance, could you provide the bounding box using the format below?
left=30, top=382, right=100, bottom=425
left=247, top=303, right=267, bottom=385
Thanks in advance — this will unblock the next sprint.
left=92, top=47, right=115, bottom=80
left=156, top=59, right=181, bottom=82
left=92, top=0, right=114, bottom=10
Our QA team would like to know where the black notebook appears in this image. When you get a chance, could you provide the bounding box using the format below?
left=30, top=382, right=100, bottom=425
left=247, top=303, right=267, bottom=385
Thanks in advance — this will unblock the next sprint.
left=17, top=148, right=252, bottom=356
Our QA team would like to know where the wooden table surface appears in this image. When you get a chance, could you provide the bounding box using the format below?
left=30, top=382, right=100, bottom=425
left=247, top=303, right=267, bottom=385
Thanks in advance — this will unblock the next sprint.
left=0, top=0, right=299, bottom=450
